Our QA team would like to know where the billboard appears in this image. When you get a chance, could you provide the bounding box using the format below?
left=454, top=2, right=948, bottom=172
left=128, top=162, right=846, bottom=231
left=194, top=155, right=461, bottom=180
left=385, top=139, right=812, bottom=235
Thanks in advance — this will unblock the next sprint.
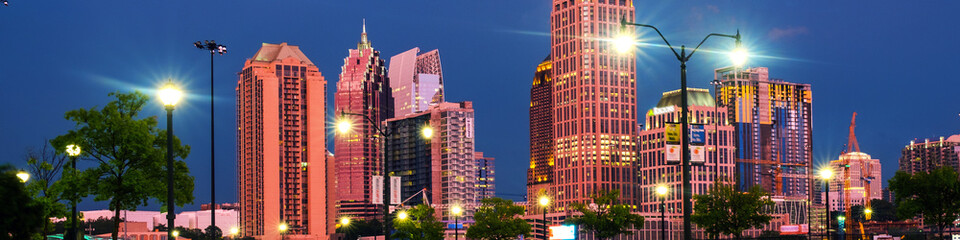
left=664, top=123, right=680, bottom=143
left=548, top=225, right=576, bottom=240
left=690, top=145, right=705, bottom=164
left=779, top=224, right=808, bottom=235
left=665, top=144, right=681, bottom=164
left=371, top=176, right=384, bottom=204
left=690, top=124, right=705, bottom=145
left=390, top=176, right=401, bottom=205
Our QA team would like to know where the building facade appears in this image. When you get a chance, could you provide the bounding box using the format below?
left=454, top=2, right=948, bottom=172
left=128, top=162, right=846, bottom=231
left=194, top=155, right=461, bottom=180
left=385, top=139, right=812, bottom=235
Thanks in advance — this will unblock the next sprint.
left=334, top=24, right=392, bottom=221
left=550, top=0, right=638, bottom=211
left=528, top=55, right=554, bottom=206
left=388, top=47, right=443, bottom=117
left=899, top=135, right=960, bottom=174
left=236, top=42, right=333, bottom=239
left=825, top=152, right=882, bottom=211
left=716, top=67, right=813, bottom=198
left=637, top=89, right=736, bottom=222
left=475, top=152, right=496, bottom=200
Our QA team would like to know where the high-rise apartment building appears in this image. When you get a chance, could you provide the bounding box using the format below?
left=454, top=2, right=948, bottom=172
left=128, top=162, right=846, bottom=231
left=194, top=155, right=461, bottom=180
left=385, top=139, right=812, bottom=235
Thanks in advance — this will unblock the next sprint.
left=900, top=135, right=960, bottom=174
left=385, top=101, right=477, bottom=238
left=637, top=89, right=735, bottom=216
left=334, top=23, right=392, bottom=221
left=475, top=152, right=496, bottom=200
left=388, top=47, right=443, bottom=117
left=236, top=42, right=333, bottom=239
left=528, top=55, right=553, bottom=205
left=550, top=0, right=638, bottom=210
left=716, top=67, right=813, bottom=197
left=825, top=152, right=881, bottom=211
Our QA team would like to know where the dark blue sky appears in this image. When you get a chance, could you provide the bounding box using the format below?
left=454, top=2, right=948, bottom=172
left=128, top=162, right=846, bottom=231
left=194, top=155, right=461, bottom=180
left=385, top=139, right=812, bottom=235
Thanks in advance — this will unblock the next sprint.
left=2, top=1, right=958, bottom=211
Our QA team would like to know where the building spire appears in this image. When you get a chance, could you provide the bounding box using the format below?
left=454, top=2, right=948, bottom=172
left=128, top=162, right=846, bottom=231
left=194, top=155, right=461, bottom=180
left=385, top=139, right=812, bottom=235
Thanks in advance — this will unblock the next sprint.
left=358, top=19, right=371, bottom=50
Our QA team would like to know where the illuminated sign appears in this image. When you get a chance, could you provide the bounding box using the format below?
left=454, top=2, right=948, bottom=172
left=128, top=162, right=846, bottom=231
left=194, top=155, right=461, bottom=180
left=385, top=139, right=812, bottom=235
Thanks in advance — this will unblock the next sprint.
left=664, top=123, right=680, bottom=144
left=548, top=225, right=576, bottom=240
left=651, top=106, right=675, bottom=115
left=690, top=124, right=705, bottom=145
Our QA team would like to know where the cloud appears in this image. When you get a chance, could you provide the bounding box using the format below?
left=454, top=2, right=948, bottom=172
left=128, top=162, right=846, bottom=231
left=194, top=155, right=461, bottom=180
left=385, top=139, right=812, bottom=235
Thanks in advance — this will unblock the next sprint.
left=768, top=26, right=809, bottom=40
left=706, top=5, right=720, bottom=13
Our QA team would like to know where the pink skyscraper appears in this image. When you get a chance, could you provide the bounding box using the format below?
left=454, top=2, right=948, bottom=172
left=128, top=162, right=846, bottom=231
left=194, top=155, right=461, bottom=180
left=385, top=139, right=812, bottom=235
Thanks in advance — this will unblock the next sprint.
left=388, top=47, right=443, bottom=117
left=334, top=22, right=392, bottom=222
left=236, top=42, right=333, bottom=239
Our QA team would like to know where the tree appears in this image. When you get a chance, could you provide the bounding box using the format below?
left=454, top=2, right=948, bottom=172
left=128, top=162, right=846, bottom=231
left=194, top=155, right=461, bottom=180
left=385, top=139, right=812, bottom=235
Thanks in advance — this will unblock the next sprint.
left=392, top=204, right=445, bottom=240
left=23, top=142, right=70, bottom=237
left=50, top=91, right=194, bottom=240
left=466, top=197, right=531, bottom=240
left=336, top=219, right=382, bottom=240
left=868, top=199, right=897, bottom=222
left=850, top=205, right=866, bottom=223
left=204, top=225, right=223, bottom=240
left=888, top=167, right=960, bottom=239
left=691, top=181, right=774, bottom=240
left=0, top=164, right=47, bottom=240
left=565, top=190, right=644, bottom=240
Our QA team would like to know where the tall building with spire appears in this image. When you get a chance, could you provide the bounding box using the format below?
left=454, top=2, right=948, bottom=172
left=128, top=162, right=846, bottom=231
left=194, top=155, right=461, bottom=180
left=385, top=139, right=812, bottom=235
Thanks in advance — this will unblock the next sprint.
left=334, top=21, right=392, bottom=221
left=388, top=47, right=443, bottom=117
left=237, top=42, right=333, bottom=239
left=549, top=0, right=637, bottom=210
left=528, top=55, right=554, bottom=205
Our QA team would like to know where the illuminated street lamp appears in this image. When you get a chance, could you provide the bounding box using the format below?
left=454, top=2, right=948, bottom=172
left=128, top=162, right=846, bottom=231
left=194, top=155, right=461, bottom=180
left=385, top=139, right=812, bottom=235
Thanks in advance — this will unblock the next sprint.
left=194, top=39, right=227, bottom=229
left=618, top=16, right=746, bottom=240
left=16, top=170, right=29, bottom=183
left=158, top=82, right=182, bottom=240
left=397, top=211, right=408, bottom=221
left=820, top=168, right=834, bottom=240
left=538, top=196, right=550, bottom=240
left=864, top=208, right=873, bottom=220
left=172, top=230, right=180, bottom=239
left=340, top=217, right=351, bottom=226
left=656, top=185, right=669, bottom=240
left=279, top=222, right=288, bottom=240
left=66, top=144, right=82, bottom=240
left=229, top=227, right=239, bottom=238
left=451, top=206, right=463, bottom=240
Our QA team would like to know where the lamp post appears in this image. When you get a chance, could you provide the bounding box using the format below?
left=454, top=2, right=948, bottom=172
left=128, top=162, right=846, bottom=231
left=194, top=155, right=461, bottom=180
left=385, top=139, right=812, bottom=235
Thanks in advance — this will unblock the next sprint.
left=709, top=78, right=722, bottom=183
left=16, top=170, right=29, bottom=183
left=538, top=196, right=550, bottom=240
left=336, top=110, right=433, bottom=240
left=66, top=144, right=82, bottom=240
left=819, top=168, right=834, bottom=240
left=656, top=185, right=669, bottom=240
left=229, top=227, right=239, bottom=239
left=158, top=82, right=183, bottom=240
left=194, top=40, right=226, bottom=229
left=451, top=206, right=463, bottom=240
left=618, top=17, right=746, bottom=240
left=278, top=223, right=288, bottom=240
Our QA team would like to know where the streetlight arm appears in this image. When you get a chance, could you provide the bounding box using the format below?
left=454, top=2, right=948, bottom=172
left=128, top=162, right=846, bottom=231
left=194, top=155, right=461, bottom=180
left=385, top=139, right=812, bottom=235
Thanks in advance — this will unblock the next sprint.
left=341, top=110, right=390, bottom=137
left=686, top=33, right=740, bottom=61
left=621, top=17, right=681, bottom=61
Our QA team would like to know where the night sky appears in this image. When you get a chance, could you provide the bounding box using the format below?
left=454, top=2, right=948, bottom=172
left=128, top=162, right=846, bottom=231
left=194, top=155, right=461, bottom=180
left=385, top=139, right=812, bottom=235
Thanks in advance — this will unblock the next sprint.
left=2, top=1, right=958, bottom=211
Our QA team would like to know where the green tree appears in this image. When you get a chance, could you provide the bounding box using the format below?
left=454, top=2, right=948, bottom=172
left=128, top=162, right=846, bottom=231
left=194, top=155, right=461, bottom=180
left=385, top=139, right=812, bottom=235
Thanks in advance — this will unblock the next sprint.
left=850, top=205, right=866, bottom=223
left=565, top=190, right=644, bottom=240
left=0, top=164, right=47, bottom=240
left=336, top=219, right=382, bottom=240
left=50, top=91, right=194, bottom=240
left=888, top=167, right=960, bottom=239
left=23, top=142, right=70, bottom=237
left=691, top=181, right=774, bottom=240
left=392, top=204, right=445, bottom=240
left=466, top=197, right=531, bottom=240
left=868, top=199, right=897, bottom=222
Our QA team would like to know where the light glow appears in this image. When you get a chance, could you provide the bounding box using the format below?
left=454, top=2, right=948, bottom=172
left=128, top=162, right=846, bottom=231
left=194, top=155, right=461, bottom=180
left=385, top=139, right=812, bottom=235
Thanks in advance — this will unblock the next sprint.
left=16, top=171, right=29, bottom=183
left=613, top=33, right=635, bottom=54
left=336, top=119, right=352, bottom=134
left=66, top=144, right=81, bottom=157
left=451, top=206, right=463, bottom=216
left=422, top=126, right=434, bottom=139
left=278, top=223, right=288, bottom=233
left=538, top=196, right=550, bottom=207
left=397, top=211, right=408, bottom=220
left=819, top=168, right=833, bottom=180
left=229, top=227, right=239, bottom=236
left=340, top=217, right=351, bottom=226
left=730, top=47, right=748, bottom=67
left=172, top=230, right=180, bottom=238
left=655, top=185, right=668, bottom=196
left=158, top=83, right=183, bottom=107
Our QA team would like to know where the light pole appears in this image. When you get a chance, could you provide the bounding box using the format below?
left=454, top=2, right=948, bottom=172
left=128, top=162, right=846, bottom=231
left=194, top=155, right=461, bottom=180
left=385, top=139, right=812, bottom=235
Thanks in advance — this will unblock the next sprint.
left=279, top=222, right=288, bottom=240
left=336, top=111, right=433, bottom=240
left=618, top=17, right=747, bottom=240
left=656, top=185, right=669, bottom=240
left=820, top=168, right=834, bottom=240
left=194, top=40, right=226, bottom=229
left=229, top=227, right=239, bottom=239
left=709, top=78, right=722, bottom=183
left=158, top=82, right=183, bottom=240
left=66, top=144, right=82, bottom=240
left=451, top=206, right=463, bottom=240
left=538, top=196, right=550, bottom=240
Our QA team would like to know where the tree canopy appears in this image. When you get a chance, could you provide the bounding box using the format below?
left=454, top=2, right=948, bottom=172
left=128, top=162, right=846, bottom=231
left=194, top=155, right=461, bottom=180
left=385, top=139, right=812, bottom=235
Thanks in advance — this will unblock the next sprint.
left=691, top=181, right=774, bottom=240
left=392, top=204, right=445, bottom=240
left=889, top=167, right=960, bottom=239
left=0, top=164, right=47, bottom=240
left=565, top=190, right=644, bottom=240
left=466, top=197, right=531, bottom=240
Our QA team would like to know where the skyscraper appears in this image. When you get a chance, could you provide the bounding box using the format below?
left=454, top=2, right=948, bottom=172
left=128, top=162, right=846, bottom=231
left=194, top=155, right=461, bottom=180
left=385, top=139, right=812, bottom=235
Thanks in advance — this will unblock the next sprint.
left=716, top=67, right=813, bottom=198
left=388, top=47, right=443, bottom=117
left=334, top=22, right=392, bottom=221
left=550, top=0, right=637, bottom=209
left=475, top=151, right=496, bottom=200
left=528, top=55, right=554, bottom=205
left=900, top=135, right=960, bottom=174
left=236, top=42, right=333, bottom=239
left=825, top=152, right=881, bottom=211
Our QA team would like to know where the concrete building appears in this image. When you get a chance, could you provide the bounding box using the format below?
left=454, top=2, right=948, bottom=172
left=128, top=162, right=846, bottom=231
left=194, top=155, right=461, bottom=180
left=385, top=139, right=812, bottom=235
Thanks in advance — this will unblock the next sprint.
left=385, top=101, right=477, bottom=239
left=475, top=151, right=496, bottom=200
left=825, top=152, right=882, bottom=211
left=899, top=135, right=960, bottom=174
left=334, top=22, right=392, bottom=222
left=716, top=67, right=813, bottom=198
left=236, top=42, right=334, bottom=239
left=528, top=55, right=554, bottom=206
left=549, top=0, right=638, bottom=211
left=388, top=47, right=443, bottom=117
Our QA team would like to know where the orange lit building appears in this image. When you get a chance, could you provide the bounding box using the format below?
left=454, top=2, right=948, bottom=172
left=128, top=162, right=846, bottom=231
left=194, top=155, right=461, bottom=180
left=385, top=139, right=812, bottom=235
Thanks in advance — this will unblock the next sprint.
left=236, top=42, right=334, bottom=239
left=527, top=55, right=553, bottom=206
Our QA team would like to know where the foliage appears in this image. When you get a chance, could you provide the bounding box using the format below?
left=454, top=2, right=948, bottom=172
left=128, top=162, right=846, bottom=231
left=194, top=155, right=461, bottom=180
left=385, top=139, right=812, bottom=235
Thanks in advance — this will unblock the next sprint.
left=391, top=204, right=445, bottom=240
left=691, top=180, right=774, bottom=240
left=466, top=197, right=531, bottom=240
left=336, top=218, right=382, bottom=240
left=889, top=167, right=960, bottom=239
left=23, top=142, right=70, bottom=237
left=868, top=199, right=897, bottom=222
left=564, top=190, right=644, bottom=240
left=50, top=91, right=194, bottom=240
left=173, top=227, right=205, bottom=240
left=850, top=205, right=866, bottom=223
left=204, top=225, right=223, bottom=240
left=0, top=164, right=48, bottom=240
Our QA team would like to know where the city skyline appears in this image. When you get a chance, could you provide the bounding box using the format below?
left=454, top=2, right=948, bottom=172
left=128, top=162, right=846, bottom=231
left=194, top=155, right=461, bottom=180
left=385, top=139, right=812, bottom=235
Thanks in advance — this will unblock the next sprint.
left=2, top=0, right=960, bottom=213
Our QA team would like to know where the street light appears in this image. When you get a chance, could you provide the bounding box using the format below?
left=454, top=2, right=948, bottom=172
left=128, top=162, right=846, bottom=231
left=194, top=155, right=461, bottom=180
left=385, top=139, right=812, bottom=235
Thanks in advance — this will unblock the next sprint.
left=619, top=16, right=746, bottom=240
left=158, top=82, right=182, bottom=240
left=864, top=208, right=873, bottom=221
left=335, top=110, right=432, bottom=240
left=397, top=211, right=408, bottom=221
left=656, top=185, right=669, bottom=240
left=172, top=230, right=180, bottom=239
left=66, top=144, right=82, bottom=240
left=820, top=168, right=834, bottom=240
left=538, top=196, right=550, bottom=240
left=229, top=227, right=239, bottom=238
left=451, top=206, right=463, bottom=240
left=279, top=222, right=288, bottom=240
left=340, top=217, right=351, bottom=226
left=16, top=170, right=29, bottom=183
left=194, top=40, right=226, bottom=228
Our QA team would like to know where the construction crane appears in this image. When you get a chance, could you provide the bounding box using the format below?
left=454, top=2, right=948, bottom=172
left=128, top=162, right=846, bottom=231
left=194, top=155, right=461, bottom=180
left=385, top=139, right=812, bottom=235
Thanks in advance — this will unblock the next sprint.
left=840, top=112, right=874, bottom=240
